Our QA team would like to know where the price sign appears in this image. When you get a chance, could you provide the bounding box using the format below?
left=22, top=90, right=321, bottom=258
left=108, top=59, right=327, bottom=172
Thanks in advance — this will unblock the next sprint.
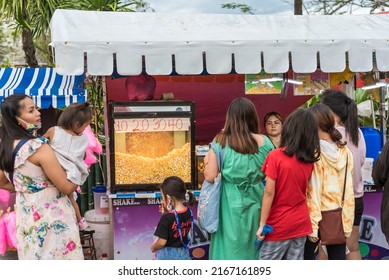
left=114, top=118, right=190, bottom=132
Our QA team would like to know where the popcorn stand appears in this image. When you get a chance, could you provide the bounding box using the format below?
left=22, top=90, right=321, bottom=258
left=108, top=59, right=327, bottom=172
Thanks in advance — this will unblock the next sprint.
left=108, top=101, right=209, bottom=259
left=49, top=10, right=389, bottom=259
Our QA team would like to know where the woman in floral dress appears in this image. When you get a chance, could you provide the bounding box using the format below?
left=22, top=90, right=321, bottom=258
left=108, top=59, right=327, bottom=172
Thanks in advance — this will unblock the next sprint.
left=0, top=95, right=84, bottom=260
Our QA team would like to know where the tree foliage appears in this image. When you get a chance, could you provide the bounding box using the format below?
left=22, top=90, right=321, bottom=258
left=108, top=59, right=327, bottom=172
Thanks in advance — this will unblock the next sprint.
left=0, top=24, right=8, bottom=64
left=285, top=0, right=389, bottom=15
left=223, top=1, right=389, bottom=15
left=59, top=0, right=148, bottom=12
left=0, top=0, right=61, bottom=66
left=0, top=0, right=152, bottom=67
left=0, top=0, right=153, bottom=136
left=221, top=2, right=256, bottom=14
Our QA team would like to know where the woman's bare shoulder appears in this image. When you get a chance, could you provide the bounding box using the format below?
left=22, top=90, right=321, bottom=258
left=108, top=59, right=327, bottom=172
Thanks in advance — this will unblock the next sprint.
left=252, top=133, right=265, bottom=146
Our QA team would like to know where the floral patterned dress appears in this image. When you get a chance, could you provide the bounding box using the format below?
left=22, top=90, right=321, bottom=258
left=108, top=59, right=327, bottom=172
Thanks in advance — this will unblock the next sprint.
left=9, top=138, right=84, bottom=260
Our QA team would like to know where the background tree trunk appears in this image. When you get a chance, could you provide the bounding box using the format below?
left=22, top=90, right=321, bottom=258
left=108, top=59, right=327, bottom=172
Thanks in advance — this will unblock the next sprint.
left=294, top=0, right=303, bottom=15
left=22, top=28, right=38, bottom=67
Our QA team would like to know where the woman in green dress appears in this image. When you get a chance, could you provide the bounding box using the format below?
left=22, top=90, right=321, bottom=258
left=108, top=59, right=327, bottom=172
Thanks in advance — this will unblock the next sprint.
left=204, top=97, right=273, bottom=260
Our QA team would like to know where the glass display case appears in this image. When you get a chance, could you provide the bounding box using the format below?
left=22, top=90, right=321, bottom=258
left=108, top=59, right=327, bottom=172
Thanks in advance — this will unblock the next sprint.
left=196, top=155, right=205, bottom=189
left=108, top=101, right=195, bottom=192
left=195, top=145, right=209, bottom=189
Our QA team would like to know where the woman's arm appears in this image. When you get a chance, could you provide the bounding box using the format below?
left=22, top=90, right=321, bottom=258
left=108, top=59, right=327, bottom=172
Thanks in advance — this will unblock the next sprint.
left=0, top=170, right=15, bottom=192
left=28, top=144, right=77, bottom=195
left=307, top=161, right=323, bottom=239
left=343, top=151, right=355, bottom=238
left=257, top=177, right=275, bottom=240
left=203, top=149, right=218, bottom=183
left=373, top=141, right=389, bottom=188
left=358, top=129, right=366, bottom=167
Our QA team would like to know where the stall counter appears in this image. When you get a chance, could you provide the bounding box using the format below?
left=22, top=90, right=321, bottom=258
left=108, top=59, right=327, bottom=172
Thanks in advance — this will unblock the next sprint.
left=110, top=191, right=209, bottom=260
left=109, top=185, right=389, bottom=260
left=360, top=185, right=389, bottom=259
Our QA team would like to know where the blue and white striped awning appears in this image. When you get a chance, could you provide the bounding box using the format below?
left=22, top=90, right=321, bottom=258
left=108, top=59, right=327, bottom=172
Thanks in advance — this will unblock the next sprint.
left=0, top=68, right=87, bottom=108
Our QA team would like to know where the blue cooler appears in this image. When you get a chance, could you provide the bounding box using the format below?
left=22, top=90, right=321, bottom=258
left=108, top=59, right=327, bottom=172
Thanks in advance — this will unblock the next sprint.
left=360, top=126, right=382, bottom=162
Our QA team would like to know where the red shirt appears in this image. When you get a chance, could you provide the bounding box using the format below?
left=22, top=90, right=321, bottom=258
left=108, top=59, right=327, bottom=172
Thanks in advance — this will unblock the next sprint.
left=262, top=148, right=314, bottom=241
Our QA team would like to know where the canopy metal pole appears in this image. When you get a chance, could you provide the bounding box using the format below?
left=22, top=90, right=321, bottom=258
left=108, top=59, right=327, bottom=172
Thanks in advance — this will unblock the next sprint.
left=379, top=72, right=387, bottom=145
left=371, top=94, right=377, bottom=129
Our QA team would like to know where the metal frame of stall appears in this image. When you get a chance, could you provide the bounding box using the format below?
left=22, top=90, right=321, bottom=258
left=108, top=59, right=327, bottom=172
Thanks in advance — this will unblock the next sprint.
left=49, top=9, right=389, bottom=260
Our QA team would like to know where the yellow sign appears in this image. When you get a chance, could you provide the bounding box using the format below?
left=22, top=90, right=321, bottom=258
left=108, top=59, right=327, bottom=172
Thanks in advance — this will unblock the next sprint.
left=245, top=72, right=282, bottom=95
left=294, top=70, right=330, bottom=95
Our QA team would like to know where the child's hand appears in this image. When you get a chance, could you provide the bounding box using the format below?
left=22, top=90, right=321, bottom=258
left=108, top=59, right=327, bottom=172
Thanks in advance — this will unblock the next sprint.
left=308, top=236, right=319, bottom=243
left=256, top=226, right=265, bottom=241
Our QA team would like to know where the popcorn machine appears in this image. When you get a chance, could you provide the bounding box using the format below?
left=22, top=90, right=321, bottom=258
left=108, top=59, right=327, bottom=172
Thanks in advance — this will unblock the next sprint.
left=108, top=100, right=209, bottom=260
left=108, top=101, right=196, bottom=192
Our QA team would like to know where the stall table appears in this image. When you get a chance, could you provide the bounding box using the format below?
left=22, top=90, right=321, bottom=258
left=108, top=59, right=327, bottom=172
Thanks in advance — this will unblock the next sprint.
left=110, top=192, right=209, bottom=260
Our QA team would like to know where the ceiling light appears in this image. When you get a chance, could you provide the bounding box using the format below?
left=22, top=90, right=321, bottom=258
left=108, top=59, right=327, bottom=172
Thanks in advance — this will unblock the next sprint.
left=361, top=82, right=387, bottom=90
left=287, top=79, right=303, bottom=85
left=259, top=78, right=283, bottom=83
left=259, top=77, right=303, bottom=85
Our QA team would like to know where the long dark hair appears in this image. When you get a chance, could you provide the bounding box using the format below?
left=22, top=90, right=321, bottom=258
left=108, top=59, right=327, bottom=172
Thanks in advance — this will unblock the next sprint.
left=58, top=102, right=92, bottom=132
left=214, top=97, right=259, bottom=154
left=281, top=108, right=320, bottom=163
left=159, top=176, right=196, bottom=206
left=0, top=95, right=36, bottom=173
left=308, top=103, right=346, bottom=148
left=320, top=89, right=360, bottom=146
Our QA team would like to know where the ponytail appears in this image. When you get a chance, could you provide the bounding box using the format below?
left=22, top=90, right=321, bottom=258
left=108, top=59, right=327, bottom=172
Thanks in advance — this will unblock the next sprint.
left=320, top=89, right=360, bottom=146
left=344, top=99, right=360, bottom=146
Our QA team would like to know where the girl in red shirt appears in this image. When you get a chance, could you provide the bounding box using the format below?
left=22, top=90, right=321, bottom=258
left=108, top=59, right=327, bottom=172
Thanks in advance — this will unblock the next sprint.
left=257, top=108, right=320, bottom=260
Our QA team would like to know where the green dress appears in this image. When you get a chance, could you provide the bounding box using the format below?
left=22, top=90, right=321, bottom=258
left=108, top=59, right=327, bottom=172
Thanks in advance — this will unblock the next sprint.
left=209, top=137, right=273, bottom=260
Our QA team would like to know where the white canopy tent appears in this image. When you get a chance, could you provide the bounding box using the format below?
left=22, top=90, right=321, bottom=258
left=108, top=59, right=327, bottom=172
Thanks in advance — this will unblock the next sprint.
left=49, top=9, right=389, bottom=76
